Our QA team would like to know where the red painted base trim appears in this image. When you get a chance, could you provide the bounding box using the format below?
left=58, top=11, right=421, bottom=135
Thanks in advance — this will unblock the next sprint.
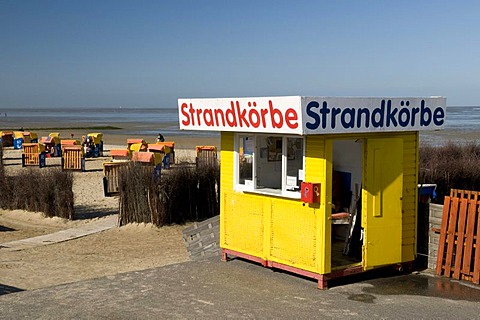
left=267, top=260, right=323, bottom=280
left=222, top=248, right=365, bottom=289
left=222, top=248, right=267, bottom=266
left=222, top=249, right=414, bottom=289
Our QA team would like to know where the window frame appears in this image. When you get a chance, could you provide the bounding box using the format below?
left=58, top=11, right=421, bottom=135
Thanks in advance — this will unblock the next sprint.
left=234, top=133, right=305, bottom=199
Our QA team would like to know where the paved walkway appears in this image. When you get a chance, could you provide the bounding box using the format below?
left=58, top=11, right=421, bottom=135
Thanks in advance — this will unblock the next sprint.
left=0, top=214, right=117, bottom=251
left=1, top=257, right=480, bottom=319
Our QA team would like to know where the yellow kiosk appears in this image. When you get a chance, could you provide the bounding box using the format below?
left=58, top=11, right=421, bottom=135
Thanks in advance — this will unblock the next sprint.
left=178, top=96, right=446, bottom=289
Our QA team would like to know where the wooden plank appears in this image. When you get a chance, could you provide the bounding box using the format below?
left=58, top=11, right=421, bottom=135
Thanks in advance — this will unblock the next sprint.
left=436, top=196, right=452, bottom=275
left=450, top=189, right=460, bottom=198
left=462, top=200, right=477, bottom=276
left=182, top=215, right=220, bottom=236
left=182, top=215, right=220, bottom=259
left=188, top=235, right=220, bottom=254
left=183, top=219, right=220, bottom=238
left=453, top=198, right=468, bottom=279
left=189, top=246, right=220, bottom=259
left=444, top=197, right=460, bottom=277
left=474, top=202, right=480, bottom=284
left=402, top=215, right=416, bottom=225
left=183, top=228, right=218, bottom=244
left=401, top=237, right=416, bottom=245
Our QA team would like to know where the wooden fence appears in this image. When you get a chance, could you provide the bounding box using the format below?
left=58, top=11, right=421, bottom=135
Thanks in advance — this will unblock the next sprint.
left=435, top=189, right=480, bottom=284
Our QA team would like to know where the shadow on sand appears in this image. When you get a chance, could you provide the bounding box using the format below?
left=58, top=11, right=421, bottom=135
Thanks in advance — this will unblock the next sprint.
left=73, top=205, right=118, bottom=220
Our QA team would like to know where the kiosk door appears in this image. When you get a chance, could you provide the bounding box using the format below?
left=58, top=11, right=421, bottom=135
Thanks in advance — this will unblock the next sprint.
left=363, top=137, right=403, bottom=269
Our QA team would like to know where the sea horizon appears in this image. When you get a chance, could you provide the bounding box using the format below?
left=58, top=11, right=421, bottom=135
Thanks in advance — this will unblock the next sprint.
left=1, top=105, right=480, bottom=144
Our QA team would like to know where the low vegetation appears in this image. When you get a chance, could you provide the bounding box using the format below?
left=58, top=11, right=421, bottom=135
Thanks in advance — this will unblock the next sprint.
left=118, top=161, right=219, bottom=227
left=419, top=141, right=480, bottom=203
left=0, top=144, right=74, bottom=218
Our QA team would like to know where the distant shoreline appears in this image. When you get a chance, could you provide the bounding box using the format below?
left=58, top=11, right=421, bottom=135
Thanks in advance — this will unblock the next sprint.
left=1, top=125, right=123, bottom=131
left=420, top=128, right=480, bottom=145
left=2, top=117, right=479, bottom=149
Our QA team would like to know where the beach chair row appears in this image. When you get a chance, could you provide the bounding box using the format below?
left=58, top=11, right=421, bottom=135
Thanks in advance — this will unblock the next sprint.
left=1, top=131, right=38, bottom=149
left=18, top=133, right=104, bottom=171
left=20, top=133, right=62, bottom=168
left=20, top=141, right=85, bottom=171
left=102, top=139, right=176, bottom=196
left=110, top=139, right=175, bottom=168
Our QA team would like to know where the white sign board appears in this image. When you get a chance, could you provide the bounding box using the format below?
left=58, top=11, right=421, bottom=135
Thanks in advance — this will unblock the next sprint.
left=178, top=96, right=446, bottom=135
left=178, top=96, right=302, bottom=134
left=301, top=97, right=446, bottom=134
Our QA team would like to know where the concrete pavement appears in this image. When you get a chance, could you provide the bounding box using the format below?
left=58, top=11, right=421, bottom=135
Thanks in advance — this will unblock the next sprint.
left=1, top=256, right=480, bottom=319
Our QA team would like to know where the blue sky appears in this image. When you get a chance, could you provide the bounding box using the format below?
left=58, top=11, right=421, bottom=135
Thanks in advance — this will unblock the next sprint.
left=1, top=0, right=479, bottom=108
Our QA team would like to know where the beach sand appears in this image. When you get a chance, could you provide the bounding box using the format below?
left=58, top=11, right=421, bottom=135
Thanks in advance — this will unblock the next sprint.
left=0, top=125, right=220, bottom=292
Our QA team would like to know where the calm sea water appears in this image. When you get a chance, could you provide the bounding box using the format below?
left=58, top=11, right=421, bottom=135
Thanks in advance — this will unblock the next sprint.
left=443, top=106, right=480, bottom=130
left=0, top=106, right=478, bottom=140
left=0, top=107, right=218, bottom=137
left=0, top=107, right=178, bottom=126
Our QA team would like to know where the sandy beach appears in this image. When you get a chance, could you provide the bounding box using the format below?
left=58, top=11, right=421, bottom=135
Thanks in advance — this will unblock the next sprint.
left=0, top=123, right=220, bottom=293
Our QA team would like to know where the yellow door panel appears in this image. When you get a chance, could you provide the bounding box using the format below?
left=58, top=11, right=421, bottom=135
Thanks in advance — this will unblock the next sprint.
left=364, top=138, right=403, bottom=269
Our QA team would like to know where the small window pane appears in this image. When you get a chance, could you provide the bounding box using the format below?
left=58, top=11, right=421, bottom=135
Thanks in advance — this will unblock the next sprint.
left=238, top=136, right=253, bottom=185
left=286, top=137, right=303, bottom=191
left=256, top=136, right=282, bottom=189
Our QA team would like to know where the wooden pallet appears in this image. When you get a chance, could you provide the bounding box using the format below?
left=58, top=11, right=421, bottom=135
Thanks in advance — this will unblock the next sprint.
left=436, top=192, right=480, bottom=284
left=182, top=215, right=220, bottom=259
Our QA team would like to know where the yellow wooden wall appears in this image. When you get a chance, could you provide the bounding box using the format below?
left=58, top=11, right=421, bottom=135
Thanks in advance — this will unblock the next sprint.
left=220, top=131, right=418, bottom=275
left=399, top=131, right=419, bottom=262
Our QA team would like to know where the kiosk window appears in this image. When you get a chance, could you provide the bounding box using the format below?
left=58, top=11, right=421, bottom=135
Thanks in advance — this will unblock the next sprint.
left=286, top=137, right=304, bottom=191
left=235, top=134, right=304, bottom=198
left=238, top=136, right=253, bottom=186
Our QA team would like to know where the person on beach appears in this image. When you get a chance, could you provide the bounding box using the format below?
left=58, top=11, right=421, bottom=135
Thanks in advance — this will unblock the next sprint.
left=81, top=135, right=95, bottom=157
left=156, top=133, right=165, bottom=142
